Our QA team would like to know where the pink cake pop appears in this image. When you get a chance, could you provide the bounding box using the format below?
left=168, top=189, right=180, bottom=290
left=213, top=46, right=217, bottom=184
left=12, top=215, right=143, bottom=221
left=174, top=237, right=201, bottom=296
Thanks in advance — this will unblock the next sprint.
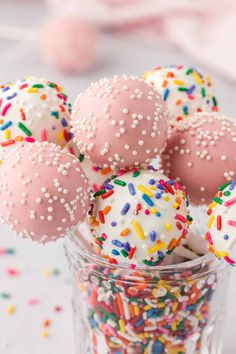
left=161, top=113, right=236, bottom=205
left=0, top=142, right=90, bottom=243
left=71, top=75, right=170, bottom=169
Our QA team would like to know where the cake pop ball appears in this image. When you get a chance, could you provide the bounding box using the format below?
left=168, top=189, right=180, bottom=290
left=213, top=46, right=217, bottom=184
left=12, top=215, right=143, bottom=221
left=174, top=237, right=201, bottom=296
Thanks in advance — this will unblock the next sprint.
left=0, top=142, right=90, bottom=243
left=88, top=169, right=191, bottom=266
left=143, top=65, right=218, bottom=125
left=71, top=75, right=170, bottom=169
left=161, top=113, right=236, bottom=205
left=0, top=76, right=72, bottom=159
left=206, top=178, right=236, bottom=265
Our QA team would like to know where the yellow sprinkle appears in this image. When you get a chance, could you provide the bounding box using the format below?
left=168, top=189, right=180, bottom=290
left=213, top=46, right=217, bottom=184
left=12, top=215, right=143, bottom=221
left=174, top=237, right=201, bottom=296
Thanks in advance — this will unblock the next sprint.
left=119, top=319, right=126, bottom=333
left=58, top=131, right=64, bottom=141
left=137, top=184, right=153, bottom=197
left=157, top=303, right=165, bottom=308
left=172, top=202, right=179, bottom=209
left=144, top=305, right=151, bottom=311
left=150, top=208, right=157, bottom=214
left=208, top=215, right=215, bottom=229
left=4, top=129, right=11, bottom=140
left=147, top=241, right=166, bottom=255
left=40, top=330, right=49, bottom=338
left=218, top=251, right=228, bottom=257
left=174, top=79, right=184, bottom=85
left=7, top=305, right=15, bottom=315
left=142, top=71, right=152, bottom=79
left=165, top=223, right=172, bottom=231
left=208, top=201, right=217, bottom=209
left=132, top=221, right=145, bottom=240
left=43, top=270, right=52, bottom=277
left=192, top=71, right=203, bottom=84
left=27, top=87, right=38, bottom=94
left=172, top=302, right=178, bottom=311
left=0, top=159, right=3, bottom=165
left=163, top=195, right=170, bottom=202
left=149, top=185, right=156, bottom=190
left=134, top=306, right=140, bottom=316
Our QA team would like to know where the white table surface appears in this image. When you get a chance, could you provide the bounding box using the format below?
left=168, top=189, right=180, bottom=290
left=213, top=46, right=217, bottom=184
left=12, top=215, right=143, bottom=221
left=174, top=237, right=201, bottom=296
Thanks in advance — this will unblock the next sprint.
left=0, top=2, right=236, bottom=354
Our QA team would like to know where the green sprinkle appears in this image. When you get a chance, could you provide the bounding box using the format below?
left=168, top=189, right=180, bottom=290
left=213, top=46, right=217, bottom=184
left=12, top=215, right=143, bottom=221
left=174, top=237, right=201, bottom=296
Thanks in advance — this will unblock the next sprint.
left=212, top=96, right=217, bottom=107
left=133, top=170, right=141, bottom=177
left=94, top=189, right=106, bottom=198
left=18, top=122, right=32, bottom=136
left=114, top=179, right=126, bottom=187
left=48, top=83, right=55, bottom=88
left=178, top=87, right=188, bottom=92
left=213, top=196, right=223, bottom=205
left=120, top=250, right=128, bottom=258
left=223, top=191, right=231, bottom=197
left=187, top=215, right=193, bottom=222
left=32, top=84, right=44, bottom=88
left=186, top=68, right=193, bottom=75
left=79, top=153, right=85, bottom=162
left=51, top=111, right=59, bottom=119
left=201, top=87, right=206, bottom=98
left=0, top=292, right=11, bottom=299
left=218, top=181, right=231, bottom=191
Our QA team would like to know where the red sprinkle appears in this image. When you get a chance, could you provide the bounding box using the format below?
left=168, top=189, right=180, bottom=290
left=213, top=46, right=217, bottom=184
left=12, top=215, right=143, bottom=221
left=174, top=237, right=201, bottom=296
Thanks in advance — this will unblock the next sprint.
left=98, top=211, right=105, bottom=224
left=217, top=215, right=222, bottom=231
left=101, top=190, right=114, bottom=199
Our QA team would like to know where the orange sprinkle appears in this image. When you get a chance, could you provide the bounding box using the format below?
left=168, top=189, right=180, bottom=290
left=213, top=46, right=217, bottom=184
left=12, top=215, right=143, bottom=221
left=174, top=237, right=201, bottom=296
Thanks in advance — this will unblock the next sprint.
left=101, top=167, right=111, bottom=175
left=120, top=228, right=130, bottom=237
left=102, top=205, right=111, bottom=215
left=0, top=119, right=4, bottom=124
left=175, top=99, right=182, bottom=106
left=167, top=238, right=177, bottom=250
left=116, top=293, right=124, bottom=318
left=43, top=319, right=51, bottom=328
left=167, top=71, right=175, bottom=78
left=40, top=94, right=47, bottom=100
left=162, top=80, right=168, bottom=88
left=15, top=136, right=24, bottom=141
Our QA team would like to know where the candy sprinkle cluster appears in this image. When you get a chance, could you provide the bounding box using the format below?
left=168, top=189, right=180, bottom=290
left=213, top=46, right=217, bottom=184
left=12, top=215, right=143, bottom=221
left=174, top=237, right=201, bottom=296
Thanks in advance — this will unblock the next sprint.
left=206, top=178, right=236, bottom=265
left=143, top=65, right=218, bottom=125
left=0, top=76, right=72, bottom=154
left=88, top=170, right=192, bottom=267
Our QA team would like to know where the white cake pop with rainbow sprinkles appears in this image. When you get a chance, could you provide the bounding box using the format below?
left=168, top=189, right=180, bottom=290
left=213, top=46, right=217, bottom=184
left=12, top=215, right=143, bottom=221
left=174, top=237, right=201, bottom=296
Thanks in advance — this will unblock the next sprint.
left=88, top=169, right=192, bottom=267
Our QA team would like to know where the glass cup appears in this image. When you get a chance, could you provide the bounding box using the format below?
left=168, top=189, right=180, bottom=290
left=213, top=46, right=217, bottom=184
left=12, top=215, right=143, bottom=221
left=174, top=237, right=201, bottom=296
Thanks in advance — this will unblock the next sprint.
left=65, top=228, right=230, bottom=354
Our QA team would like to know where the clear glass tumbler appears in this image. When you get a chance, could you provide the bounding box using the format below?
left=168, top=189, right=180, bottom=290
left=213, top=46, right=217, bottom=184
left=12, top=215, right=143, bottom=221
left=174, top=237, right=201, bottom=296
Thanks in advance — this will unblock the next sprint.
left=65, top=229, right=230, bottom=354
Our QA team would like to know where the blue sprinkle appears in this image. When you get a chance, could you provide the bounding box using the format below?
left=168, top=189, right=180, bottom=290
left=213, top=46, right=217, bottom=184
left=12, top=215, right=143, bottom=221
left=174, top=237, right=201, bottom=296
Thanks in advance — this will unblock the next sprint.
left=2, top=86, right=10, bottom=92
left=121, top=202, right=131, bottom=215
left=230, top=180, right=236, bottom=190
left=128, top=183, right=136, bottom=195
left=149, top=231, right=157, bottom=242
left=142, top=194, right=154, bottom=207
left=167, top=180, right=174, bottom=185
left=183, top=105, right=188, bottom=113
left=134, top=318, right=144, bottom=327
left=152, top=340, right=164, bottom=354
left=103, top=183, right=114, bottom=190
left=123, top=242, right=130, bottom=252
left=155, top=193, right=162, bottom=199
left=156, top=212, right=161, bottom=217
left=163, top=88, right=170, bottom=101
left=68, top=132, right=73, bottom=140
left=149, top=179, right=156, bottom=185
left=6, top=92, right=17, bottom=100
left=158, top=251, right=164, bottom=257
left=51, top=125, right=56, bottom=130
left=112, top=240, right=123, bottom=248
left=61, top=117, right=68, bottom=127
left=0, top=121, right=12, bottom=131
left=111, top=222, right=117, bottom=227
left=187, top=85, right=196, bottom=95
left=111, top=249, right=120, bottom=256
left=224, top=235, right=229, bottom=240
left=157, top=184, right=165, bottom=190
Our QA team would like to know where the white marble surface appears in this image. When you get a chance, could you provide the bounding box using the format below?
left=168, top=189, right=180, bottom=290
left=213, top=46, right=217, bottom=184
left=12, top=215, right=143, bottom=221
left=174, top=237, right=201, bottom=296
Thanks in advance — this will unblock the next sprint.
left=0, top=2, right=236, bottom=353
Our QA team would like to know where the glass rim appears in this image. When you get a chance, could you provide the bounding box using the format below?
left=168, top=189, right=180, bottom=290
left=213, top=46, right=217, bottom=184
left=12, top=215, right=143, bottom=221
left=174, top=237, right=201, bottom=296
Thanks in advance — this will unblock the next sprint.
left=66, top=232, right=223, bottom=274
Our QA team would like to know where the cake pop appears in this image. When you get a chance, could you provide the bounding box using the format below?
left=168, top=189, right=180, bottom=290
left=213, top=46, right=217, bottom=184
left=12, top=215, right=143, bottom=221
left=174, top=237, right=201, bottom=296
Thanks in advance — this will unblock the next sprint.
left=161, top=113, right=236, bottom=205
left=206, top=178, right=236, bottom=265
left=0, top=76, right=72, bottom=159
left=71, top=75, right=170, bottom=169
left=88, top=169, right=191, bottom=266
left=0, top=142, right=89, bottom=243
left=143, top=65, right=218, bottom=125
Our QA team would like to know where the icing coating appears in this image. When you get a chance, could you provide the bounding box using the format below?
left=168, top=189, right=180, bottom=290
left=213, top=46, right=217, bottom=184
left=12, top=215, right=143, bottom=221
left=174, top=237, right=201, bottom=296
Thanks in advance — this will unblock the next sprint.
left=143, top=65, right=218, bottom=125
left=206, top=178, right=236, bottom=265
left=161, top=113, right=236, bottom=205
left=0, top=142, right=89, bottom=243
left=88, top=170, right=191, bottom=266
left=71, top=75, right=170, bottom=169
left=0, top=76, right=72, bottom=159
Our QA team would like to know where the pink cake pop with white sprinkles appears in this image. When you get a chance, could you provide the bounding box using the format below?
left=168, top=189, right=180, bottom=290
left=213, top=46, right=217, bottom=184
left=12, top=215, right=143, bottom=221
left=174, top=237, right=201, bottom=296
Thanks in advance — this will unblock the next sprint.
left=71, top=75, right=170, bottom=169
left=0, top=142, right=90, bottom=243
left=161, top=113, right=236, bottom=205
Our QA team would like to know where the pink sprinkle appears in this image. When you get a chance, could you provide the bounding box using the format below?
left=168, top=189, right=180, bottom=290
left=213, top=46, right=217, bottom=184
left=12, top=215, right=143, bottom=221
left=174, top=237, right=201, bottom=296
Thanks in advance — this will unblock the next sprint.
left=145, top=210, right=150, bottom=215
left=54, top=306, right=62, bottom=312
left=19, top=83, right=28, bottom=90
left=175, top=214, right=187, bottom=223
left=188, top=94, right=194, bottom=100
left=101, top=233, right=107, bottom=240
left=41, top=129, right=47, bottom=142
left=227, top=220, right=236, bottom=227
left=92, top=184, right=99, bottom=193
left=25, top=137, right=35, bottom=142
left=224, top=197, right=236, bottom=207
left=130, top=264, right=136, bottom=269
left=57, top=93, right=65, bottom=100
left=1, top=103, right=11, bottom=116
left=28, top=298, right=39, bottom=305
left=6, top=267, right=19, bottom=276
left=224, top=256, right=235, bottom=265
left=205, top=231, right=213, bottom=245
